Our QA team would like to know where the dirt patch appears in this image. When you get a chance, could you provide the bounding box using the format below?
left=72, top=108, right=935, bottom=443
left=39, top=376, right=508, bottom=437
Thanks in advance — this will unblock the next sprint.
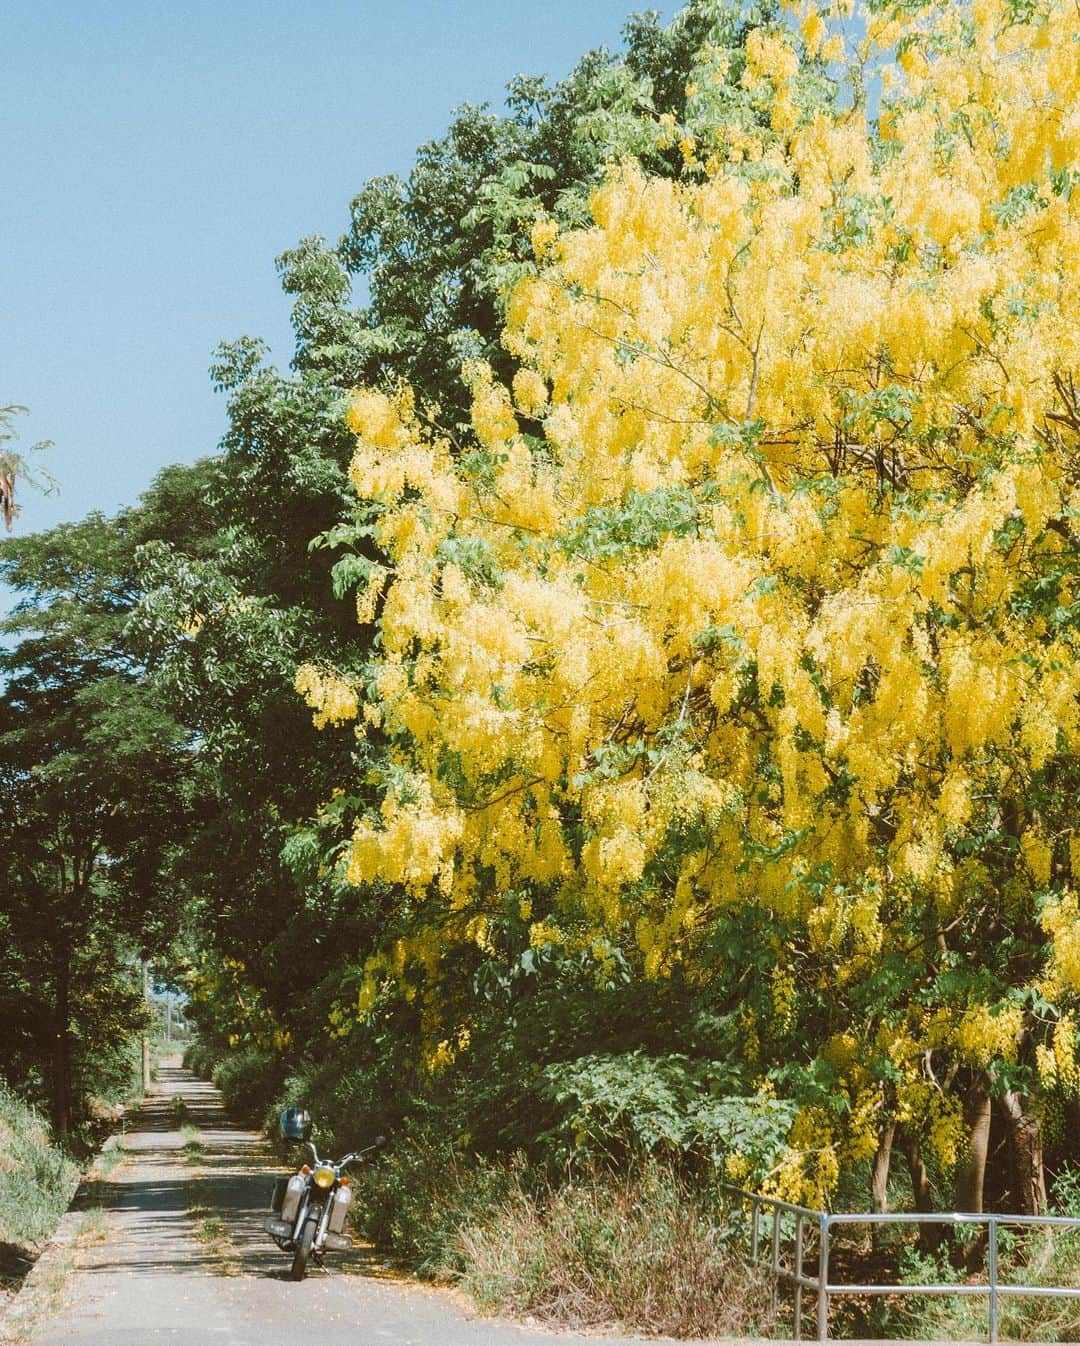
left=0, top=1244, right=35, bottom=1318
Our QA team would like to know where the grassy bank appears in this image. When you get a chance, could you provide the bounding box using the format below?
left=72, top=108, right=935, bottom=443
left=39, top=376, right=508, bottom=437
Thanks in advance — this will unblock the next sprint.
left=0, top=1084, right=78, bottom=1307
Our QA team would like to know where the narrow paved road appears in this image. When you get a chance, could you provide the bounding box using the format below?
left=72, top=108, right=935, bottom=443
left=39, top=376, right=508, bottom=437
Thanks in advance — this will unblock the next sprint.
left=25, top=1061, right=728, bottom=1346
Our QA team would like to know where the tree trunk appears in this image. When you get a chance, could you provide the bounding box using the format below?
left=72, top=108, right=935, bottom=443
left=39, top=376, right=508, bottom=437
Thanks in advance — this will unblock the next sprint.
left=900, top=1131, right=940, bottom=1251
left=51, top=951, right=72, bottom=1137
left=956, top=1074, right=993, bottom=1213
left=902, top=1134, right=934, bottom=1212
left=872, top=1118, right=896, bottom=1213
left=1000, top=1091, right=1047, bottom=1214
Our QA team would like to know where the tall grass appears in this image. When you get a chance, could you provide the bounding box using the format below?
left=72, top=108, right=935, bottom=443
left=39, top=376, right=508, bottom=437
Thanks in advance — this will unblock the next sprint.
left=0, top=1083, right=78, bottom=1251
left=454, top=1162, right=775, bottom=1337
left=354, top=1143, right=774, bottom=1338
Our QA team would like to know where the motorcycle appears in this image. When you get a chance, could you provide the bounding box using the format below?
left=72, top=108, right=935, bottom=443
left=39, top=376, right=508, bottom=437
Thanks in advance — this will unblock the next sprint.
left=264, top=1107, right=385, bottom=1280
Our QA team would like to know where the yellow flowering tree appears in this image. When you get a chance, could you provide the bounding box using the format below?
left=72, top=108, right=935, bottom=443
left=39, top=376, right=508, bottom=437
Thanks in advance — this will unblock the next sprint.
left=304, top=0, right=1080, bottom=1211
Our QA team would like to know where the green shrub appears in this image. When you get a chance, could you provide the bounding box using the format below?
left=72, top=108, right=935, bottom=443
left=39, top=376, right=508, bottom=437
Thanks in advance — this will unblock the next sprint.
left=210, top=1049, right=283, bottom=1126
left=353, top=1131, right=521, bottom=1275
left=0, top=1082, right=78, bottom=1250
left=181, top=1038, right=218, bottom=1080
left=539, top=1051, right=796, bottom=1184
left=273, top=1060, right=393, bottom=1154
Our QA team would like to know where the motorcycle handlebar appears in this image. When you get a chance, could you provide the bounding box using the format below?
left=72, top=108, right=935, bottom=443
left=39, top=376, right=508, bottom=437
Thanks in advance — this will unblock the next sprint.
left=342, top=1139, right=386, bottom=1167
left=302, top=1136, right=386, bottom=1170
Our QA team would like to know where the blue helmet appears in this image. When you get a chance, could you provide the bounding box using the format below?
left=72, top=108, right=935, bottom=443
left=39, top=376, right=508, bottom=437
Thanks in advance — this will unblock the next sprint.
left=279, top=1107, right=312, bottom=1141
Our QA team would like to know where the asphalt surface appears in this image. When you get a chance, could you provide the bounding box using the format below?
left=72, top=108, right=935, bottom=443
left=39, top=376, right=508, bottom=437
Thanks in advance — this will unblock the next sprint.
left=23, top=1060, right=748, bottom=1346
left=21, top=1061, right=992, bottom=1346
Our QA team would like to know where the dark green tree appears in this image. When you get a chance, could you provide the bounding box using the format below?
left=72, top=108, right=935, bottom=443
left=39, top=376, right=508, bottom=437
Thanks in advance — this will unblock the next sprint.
left=0, top=514, right=189, bottom=1133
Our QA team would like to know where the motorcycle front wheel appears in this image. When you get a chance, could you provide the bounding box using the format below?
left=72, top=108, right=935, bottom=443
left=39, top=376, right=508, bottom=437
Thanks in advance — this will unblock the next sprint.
left=290, top=1216, right=317, bottom=1281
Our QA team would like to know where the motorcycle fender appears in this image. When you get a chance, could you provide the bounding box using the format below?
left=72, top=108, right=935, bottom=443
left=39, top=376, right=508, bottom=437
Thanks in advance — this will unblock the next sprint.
left=315, top=1193, right=334, bottom=1251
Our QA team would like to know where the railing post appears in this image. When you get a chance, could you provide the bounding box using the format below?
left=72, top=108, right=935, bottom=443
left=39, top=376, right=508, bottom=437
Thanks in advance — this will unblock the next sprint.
left=817, top=1214, right=830, bottom=1342
left=716, top=1189, right=1080, bottom=1339
left=771, top=1206, right=781, bottom=1315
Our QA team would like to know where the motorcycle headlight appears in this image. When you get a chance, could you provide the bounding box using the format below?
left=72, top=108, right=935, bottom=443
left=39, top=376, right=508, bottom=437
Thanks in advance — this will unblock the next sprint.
left=313, top=1165, right=336, bottom=1190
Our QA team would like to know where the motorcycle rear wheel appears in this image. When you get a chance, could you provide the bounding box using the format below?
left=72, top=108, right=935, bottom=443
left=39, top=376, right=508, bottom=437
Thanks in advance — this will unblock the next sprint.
left=290, top=1216, right=317, bottom=1281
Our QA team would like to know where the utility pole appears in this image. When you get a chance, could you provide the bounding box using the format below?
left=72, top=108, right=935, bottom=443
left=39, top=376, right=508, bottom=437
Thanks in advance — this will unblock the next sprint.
left=141, top=960, right=151, bottom=1094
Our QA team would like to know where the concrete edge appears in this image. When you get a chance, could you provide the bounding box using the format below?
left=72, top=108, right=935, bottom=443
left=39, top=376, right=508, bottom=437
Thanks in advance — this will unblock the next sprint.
left=0, top=1096, right=142, bottom=1343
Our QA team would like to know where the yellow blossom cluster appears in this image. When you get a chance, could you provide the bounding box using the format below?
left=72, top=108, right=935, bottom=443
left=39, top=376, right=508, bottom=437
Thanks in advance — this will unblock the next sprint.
left=295, top=664, right=359, bottom=730
left=315, top=0, right=1080, bottom=1200
left=954, top=1005, right=1024, bottom=1068
left=1036, top=1014, right=1080, bottom=1095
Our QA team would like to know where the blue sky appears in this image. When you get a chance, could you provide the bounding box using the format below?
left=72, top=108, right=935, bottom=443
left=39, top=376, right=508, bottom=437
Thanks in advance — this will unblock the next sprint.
left=2, top=0, right=672, bottom=543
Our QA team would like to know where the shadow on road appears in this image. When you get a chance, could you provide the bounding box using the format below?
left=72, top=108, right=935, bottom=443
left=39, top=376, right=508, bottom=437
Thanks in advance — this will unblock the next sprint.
left=68, top=1061, right=377, bottom=1282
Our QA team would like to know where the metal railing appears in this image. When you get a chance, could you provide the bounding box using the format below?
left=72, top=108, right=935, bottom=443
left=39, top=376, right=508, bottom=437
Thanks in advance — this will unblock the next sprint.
left=721, top=1183, right=1080, bottom=1343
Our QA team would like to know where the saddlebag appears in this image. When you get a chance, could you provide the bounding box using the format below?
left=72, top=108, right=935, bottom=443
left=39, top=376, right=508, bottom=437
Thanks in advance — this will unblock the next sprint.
left=281, top=1173, right=306, bottom=1224
left=270, top=1176, right=289, bottom=1213
left=327, top=1184, right=353, bottom=1234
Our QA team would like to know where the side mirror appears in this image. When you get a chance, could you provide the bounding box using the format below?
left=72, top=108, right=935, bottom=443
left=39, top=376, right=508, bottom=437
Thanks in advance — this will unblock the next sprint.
left=374, top=1135, right=387, bottom=1148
